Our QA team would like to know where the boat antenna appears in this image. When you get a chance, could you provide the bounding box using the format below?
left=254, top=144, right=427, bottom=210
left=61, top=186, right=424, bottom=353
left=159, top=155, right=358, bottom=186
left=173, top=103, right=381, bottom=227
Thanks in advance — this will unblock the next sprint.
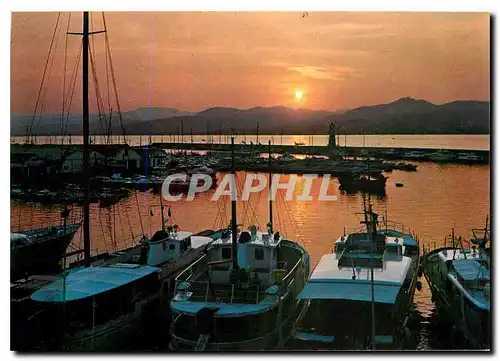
left=361, top=194, right=376, bottom=350
left=268, top=140, right=273, bottom=234
left=483, top=215, right=489, bottom=248
left=452, top=228, right=456, bottom=260
left=369, top=201, right=376, bottom=350
left=230, top=135, right=238, bottom=271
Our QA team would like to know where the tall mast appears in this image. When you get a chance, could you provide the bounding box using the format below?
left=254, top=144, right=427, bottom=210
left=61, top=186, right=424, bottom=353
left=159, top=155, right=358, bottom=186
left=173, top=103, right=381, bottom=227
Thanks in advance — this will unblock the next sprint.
left=82, top=11, right=91, bottom=266
left=268, top=140, right=273, bottom=233
left=231, top=136, right=238, bottom=271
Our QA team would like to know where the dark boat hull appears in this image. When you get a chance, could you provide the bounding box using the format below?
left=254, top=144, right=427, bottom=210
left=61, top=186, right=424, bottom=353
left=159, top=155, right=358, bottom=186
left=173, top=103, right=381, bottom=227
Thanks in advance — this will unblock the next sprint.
left=422, top=248, right=491, bottom=349
left=11, top=224, right=80, bottom=281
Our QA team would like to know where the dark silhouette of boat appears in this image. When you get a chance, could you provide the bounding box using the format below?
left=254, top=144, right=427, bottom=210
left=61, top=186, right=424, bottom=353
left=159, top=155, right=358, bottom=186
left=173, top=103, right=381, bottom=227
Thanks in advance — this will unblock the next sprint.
left=338, top=172, right=387, bottom=195
left=11, top=223, right=80, bottom=281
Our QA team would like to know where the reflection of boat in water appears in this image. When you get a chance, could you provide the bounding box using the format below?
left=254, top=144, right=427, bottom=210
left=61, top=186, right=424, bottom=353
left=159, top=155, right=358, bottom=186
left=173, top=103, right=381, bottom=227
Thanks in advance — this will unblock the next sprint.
left=422, top=219, right=490, bottom=349
left=288, top=202, right=420, bottom=350
left=168, top=138, right=310, bottom=351
left=11, top=205, right=80, bottom=281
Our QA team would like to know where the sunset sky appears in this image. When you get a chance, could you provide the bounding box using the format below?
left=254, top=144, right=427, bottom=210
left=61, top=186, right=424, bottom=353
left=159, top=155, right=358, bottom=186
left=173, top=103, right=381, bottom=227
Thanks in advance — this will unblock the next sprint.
left=10, top=12, right=490, bottom=114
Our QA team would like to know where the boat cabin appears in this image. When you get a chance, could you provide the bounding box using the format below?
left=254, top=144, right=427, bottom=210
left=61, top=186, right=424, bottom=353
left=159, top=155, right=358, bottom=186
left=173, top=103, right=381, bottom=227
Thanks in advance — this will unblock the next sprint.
left=293, top=251, right=414, bottom=349
left=30, top=265, right=161, bottom=345
left=208, top=229, right=282, bottom=288
left=144, top=230, right=194, bottom=266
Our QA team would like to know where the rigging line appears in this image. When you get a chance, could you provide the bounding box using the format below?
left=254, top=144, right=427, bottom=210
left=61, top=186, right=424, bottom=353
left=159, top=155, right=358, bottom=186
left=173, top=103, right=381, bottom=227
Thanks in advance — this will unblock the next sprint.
left=121, top=199, right=136, bottom=240
left=35, top=16, right=62, bottom=136
left=103, top=21, right=112, bottom=144
left=277, top=184, right=302, bottom=241
left=89, top=44, right=109, bottom=137
left=276, top=189, right=291, bottom=238
left=97, top=208, right=109, bottom=254
left=213, top=187, right=224, bottom=229
left=28, top=12, right=61, bottom=142
left=116, top=205, right=127, bottom=251
left=60, top=12, right=72, bottom=146
left=133, top=190, right=145, bottom=236
left=61, top=41, right=83, bottom=146
left=101, top=12, right=127, bottom=144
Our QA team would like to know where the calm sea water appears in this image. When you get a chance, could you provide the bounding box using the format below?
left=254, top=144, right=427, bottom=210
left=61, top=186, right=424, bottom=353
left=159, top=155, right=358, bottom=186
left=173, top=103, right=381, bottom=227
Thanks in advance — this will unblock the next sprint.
left=10, top=160, right=490, bottom=350
left=11, top=134, right=490, bottom=151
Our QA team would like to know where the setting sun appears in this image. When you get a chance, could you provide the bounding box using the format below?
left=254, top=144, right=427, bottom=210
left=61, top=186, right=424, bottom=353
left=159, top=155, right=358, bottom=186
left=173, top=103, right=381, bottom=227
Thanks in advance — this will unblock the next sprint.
left=295, top=90, right=303, bottom=101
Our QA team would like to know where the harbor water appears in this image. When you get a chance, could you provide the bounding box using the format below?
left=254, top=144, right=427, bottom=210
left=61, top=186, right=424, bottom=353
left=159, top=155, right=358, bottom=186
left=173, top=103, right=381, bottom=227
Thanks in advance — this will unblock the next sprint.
left=10, top=159, right=490, bottom=350
left=11, top=134, right=490, bottom=151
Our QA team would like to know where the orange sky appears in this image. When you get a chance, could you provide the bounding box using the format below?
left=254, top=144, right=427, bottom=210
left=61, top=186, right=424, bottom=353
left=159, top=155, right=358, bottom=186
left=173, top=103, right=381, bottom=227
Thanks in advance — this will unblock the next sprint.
left=10, top=12, right=490, bottom=113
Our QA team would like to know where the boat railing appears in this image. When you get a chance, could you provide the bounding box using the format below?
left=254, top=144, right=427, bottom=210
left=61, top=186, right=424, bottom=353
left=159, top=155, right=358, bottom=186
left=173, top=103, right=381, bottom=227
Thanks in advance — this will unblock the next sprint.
left=174, top=253, right=208, bottom=290
left=421, top=236, right=472, bottom=256
left=280, top=256, right=303, bottom=296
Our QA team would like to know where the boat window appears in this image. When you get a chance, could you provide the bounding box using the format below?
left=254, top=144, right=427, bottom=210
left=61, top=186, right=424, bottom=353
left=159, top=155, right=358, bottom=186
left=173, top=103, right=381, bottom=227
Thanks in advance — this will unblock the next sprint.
left=221, top=247, right=231, bottom=259
left=404, top=246, right=418, bottom=256
left=255, top=248, right=265, bottom=260
left=169, top=243, right=176, bottom=251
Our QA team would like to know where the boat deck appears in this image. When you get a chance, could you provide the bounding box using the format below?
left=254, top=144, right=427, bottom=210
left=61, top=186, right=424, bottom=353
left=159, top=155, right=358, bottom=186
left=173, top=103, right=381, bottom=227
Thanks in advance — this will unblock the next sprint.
left=180, top=272, right=268, bottom=305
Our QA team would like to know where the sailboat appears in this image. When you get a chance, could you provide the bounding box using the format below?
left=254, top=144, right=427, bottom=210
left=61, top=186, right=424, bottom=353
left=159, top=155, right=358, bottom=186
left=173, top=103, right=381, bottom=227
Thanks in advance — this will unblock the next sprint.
left=288, top=200, right=420, bottom=350
left=11, top=210, right=80, bottom=281
left=28, top=12, right=216, bottom=351
left=421, top=218, right=491, bottom=349
left=168, top=138, right=311, bottom=351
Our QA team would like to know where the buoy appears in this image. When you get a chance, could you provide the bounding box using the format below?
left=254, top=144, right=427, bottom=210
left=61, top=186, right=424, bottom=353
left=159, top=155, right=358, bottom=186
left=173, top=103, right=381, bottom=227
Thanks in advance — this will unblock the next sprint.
left=416, top=280, right=422, bottom=291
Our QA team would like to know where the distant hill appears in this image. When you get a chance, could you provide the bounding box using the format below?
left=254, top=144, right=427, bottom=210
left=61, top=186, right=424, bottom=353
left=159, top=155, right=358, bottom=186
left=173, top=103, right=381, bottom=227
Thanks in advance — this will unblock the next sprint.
left=10, top=98, right=490, bottom=136
left=10, top=106, right=198, bottom=136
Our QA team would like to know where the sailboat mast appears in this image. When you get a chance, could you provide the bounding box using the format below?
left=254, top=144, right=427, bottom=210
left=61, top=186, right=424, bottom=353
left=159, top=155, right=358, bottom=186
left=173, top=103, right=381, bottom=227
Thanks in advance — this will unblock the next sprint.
left=268, top=140, right=273, bottom=233
left=82, top=11, right=91, bottom=266
left=231, top=136, right=238, bottom=271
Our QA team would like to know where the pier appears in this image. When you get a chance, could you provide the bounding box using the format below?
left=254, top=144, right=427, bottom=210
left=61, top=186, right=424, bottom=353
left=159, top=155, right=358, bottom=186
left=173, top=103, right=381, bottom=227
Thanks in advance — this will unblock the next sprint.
left=151, top=142, right=490, bottom=164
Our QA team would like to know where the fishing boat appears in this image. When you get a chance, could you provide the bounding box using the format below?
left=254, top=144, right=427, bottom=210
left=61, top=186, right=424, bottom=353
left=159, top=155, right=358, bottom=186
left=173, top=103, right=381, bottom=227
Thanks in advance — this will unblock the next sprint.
left=168, top=138, right=310, bottom=351
left=288, top=202, right=420, bottom=350
left=11, top=208, right=80, bottom=281
left=421, top=219, right=491, bottom=349
left=30, top=227, right=217, bottom=351
left=338, top=171, right=387, bottom=196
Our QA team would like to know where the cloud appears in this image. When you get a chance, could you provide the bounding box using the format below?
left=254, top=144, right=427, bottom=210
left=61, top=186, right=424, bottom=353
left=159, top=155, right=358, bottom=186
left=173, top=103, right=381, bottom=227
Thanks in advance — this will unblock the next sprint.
left=287, top=65, right=363, bottom=81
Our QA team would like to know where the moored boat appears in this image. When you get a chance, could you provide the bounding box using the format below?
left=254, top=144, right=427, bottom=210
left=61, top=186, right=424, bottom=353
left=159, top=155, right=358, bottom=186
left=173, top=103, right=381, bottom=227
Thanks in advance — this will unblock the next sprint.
left=11, top=221, right=80, bottom=281
left=287, top=204, right=420, bottom=350
left=29, top=228, right=217, bottom=351
left=168, top=138, right=311, bottom=351
left=421, top=220, right=490, bottom=349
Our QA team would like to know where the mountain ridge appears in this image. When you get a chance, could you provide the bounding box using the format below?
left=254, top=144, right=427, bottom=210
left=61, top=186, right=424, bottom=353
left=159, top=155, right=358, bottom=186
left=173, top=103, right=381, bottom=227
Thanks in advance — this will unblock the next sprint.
left=10, top=98, right=490, bottom=136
